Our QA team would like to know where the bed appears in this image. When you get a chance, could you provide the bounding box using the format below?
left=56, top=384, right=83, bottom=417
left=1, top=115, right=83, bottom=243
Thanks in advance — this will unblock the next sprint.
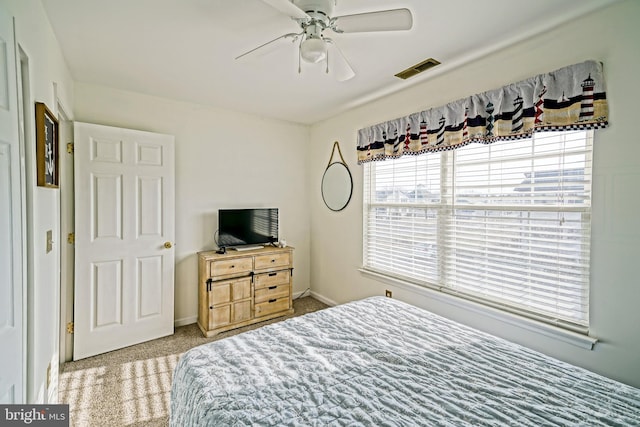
left=170, top=296, right=640, bottom=426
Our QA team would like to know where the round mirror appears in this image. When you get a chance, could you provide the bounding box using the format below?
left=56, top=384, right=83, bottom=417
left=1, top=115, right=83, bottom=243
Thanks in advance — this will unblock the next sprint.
left=322, top=162, right=353, bottom=211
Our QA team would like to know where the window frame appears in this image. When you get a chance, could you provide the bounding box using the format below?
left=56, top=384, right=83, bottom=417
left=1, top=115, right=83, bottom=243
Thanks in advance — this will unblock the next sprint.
left=362, top=130, right=593, bottom=335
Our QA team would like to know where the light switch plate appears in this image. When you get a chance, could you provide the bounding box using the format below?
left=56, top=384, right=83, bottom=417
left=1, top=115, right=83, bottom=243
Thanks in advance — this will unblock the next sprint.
left=46, top=230, right=53, bottom=253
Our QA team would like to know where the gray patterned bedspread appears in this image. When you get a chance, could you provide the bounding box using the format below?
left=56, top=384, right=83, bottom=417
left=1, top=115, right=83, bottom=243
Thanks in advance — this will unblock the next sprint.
left=170, top=297, right=640, bottom=426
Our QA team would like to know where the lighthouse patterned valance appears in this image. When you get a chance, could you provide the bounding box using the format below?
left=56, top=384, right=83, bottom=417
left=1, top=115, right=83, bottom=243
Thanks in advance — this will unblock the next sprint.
left=356, top=60, right=608, bottom=164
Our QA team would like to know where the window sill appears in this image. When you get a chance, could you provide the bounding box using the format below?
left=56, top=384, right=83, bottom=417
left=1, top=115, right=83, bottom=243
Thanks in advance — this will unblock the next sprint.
left=359, top=268, right=598, bottom=350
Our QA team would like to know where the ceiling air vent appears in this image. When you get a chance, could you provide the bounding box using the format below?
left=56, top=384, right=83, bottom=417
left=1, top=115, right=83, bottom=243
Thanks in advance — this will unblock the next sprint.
left=395, top=58, right=441, bottom=80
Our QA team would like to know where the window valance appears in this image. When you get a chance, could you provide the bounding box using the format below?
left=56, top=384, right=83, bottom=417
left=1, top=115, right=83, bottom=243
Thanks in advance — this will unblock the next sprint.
left=357, top=60, right=608, bottom=164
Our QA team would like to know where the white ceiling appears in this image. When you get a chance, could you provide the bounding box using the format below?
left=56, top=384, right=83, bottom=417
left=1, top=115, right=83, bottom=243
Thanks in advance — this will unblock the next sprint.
left=40, top=0, right=618, bottom=125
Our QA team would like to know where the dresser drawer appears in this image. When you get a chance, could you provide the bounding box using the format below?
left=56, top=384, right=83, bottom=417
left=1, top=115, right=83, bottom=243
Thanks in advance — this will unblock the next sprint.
left=255, top=283, right=290, bottom=304
left=254, top=252, right=290, bottom=270
left=210, top=257, right=253, bottom=278
left=254, top=270, right=290, bottom=289
left=255, top=297, right=290, bottom=317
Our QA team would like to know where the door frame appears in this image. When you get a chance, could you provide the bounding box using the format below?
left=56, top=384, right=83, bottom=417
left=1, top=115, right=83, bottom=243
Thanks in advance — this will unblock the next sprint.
left=55, top=88, right=74, bottom=363
left=15, top=36, right=30, bottom=405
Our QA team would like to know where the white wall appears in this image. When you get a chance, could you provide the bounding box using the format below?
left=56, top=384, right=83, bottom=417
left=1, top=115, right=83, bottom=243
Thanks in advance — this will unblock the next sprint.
left=1, top=0, right=75, bottom=403
left=309, top=0, right=640, bottom=388
left=73, top=84, right=311, bottom=325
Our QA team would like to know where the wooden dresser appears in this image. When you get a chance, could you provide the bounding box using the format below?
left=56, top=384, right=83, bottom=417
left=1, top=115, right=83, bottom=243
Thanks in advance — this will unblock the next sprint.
left=197, top=246, right=294, bottom=337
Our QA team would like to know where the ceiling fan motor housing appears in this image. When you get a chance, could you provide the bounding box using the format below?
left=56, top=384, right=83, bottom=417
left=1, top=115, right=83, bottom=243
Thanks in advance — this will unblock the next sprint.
left=294, top=0, right=335, bottom=19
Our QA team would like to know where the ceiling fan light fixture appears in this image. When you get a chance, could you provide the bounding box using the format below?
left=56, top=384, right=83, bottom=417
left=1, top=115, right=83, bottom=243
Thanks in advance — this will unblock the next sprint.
left=300, top=37, right=327, bottom=63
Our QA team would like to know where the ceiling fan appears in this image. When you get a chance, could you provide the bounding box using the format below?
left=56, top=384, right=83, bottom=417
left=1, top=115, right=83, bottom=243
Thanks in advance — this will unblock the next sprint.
left=236, top=0, right=413, bottom=81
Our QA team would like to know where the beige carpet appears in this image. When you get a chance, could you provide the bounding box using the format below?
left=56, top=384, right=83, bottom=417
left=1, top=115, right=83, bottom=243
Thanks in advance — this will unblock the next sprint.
left=58, top=296, right=329, bottom=426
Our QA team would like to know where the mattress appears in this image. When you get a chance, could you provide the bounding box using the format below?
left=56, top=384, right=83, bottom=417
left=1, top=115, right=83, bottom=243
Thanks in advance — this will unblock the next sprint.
left=170, top=296, right=640, bottom=426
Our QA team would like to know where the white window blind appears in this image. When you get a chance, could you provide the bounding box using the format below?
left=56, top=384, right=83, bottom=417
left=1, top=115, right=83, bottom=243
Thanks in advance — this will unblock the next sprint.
left=363, top=131, right=592, bottom=331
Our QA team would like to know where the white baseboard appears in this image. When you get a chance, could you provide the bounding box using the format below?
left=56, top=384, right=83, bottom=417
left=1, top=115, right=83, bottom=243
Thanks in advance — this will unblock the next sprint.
left=175, top=291, right=336, bottom=327
left=175, top=316, right=197, bottom=327
left=309, top=291, right=337, bottom=307
left=293, top=289, right=337, bottom=306
left=292, top=290, right=309, bottom=299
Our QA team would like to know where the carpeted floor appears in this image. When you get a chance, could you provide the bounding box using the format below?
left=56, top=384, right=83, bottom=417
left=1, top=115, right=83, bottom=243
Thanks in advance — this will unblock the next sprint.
left=58, top=296, right=329, bottom=426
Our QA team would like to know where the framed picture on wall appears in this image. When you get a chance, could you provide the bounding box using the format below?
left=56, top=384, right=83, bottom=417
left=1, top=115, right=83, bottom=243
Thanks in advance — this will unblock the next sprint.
left=35, top=102, right=59, bottom=188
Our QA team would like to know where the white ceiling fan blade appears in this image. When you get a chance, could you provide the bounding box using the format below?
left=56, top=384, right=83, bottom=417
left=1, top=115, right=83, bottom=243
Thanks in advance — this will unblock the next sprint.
left=325, top=39, right=355, bottom=82
left=261, top=0, right=310, bottom=19
left=235, top=33, right=299, bottom=61
left=332, top=8, right=413, bottom=33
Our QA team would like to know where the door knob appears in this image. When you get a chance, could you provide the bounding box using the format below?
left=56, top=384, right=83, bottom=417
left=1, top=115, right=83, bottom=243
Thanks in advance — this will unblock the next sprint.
left=164, top=241, right=173, bottom=249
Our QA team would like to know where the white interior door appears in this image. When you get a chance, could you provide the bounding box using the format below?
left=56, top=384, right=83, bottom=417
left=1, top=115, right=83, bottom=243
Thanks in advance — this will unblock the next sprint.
left=73, top=122, right=175, bottom=360
left=0, top=6, right=24, bottom=403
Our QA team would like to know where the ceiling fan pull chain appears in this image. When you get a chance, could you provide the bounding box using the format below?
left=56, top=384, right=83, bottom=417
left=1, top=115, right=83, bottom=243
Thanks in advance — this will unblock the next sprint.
left=326, top=51, right=330, bottom=74
left=298, top=39, right=302, bottom=74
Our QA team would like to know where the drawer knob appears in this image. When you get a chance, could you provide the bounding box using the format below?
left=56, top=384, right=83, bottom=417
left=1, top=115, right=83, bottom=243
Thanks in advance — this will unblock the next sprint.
left=268, top=298, right=277, bottom=303
left=268, top=272, right=277, bottom=277
left=271, top=259, right=275, bottom=263
left=230, top=265, right=235, bottom=268
left=268, top=286, right=277, bottom=290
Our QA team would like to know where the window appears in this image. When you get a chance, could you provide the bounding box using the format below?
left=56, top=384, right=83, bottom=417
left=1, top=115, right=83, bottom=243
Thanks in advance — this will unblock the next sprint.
left=363, top=131, right=592, bottom=332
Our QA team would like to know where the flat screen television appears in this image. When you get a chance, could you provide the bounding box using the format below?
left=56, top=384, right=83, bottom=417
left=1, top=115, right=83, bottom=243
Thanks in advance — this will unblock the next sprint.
left=218, top=208, right=278, bottom=249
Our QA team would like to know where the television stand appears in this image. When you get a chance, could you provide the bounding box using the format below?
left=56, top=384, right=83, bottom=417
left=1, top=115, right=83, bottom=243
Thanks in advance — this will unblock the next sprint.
left=232, top=245, right=264, bottom=252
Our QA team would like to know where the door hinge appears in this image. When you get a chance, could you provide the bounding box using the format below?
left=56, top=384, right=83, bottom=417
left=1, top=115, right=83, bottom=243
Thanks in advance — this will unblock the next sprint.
left=66, top=322, right=74, bottom=334
left=67, top=142, right=74, bottom=154
left=67, top=232, right=75, bottom=244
